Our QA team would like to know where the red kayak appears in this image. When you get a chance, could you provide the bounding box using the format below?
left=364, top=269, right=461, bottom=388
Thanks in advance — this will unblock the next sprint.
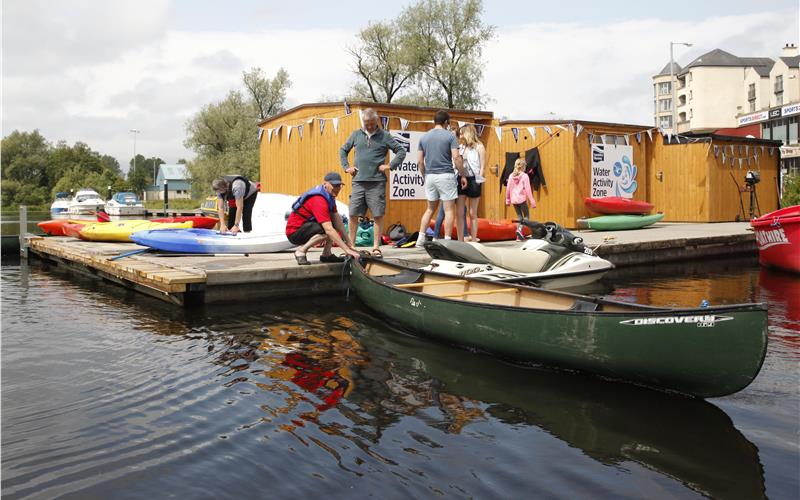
left=585, top=196, right=654, bottom=215
left=37, top=219, right=89, bottom=236
left=750, top=205, right=800, bottom=273
left=430, top=218, right=531, bottom=241
left=61, top=222, right=88, bottom=239
left=96, top=211, right=218, bottom=229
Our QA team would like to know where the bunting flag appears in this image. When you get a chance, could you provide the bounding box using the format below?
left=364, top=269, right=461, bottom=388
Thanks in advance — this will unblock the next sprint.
left=635, top=132, right=641, bottom=144
left=475, top=124, right=485, bottom=136
left=257, top=128, right=264, bottom=144
left=600, top=134, right=607, bottom=145
left=527, top=126, right=536, bottom=141
left=769, top=147, right=773, bottom=157
left=319, top=118, right=326, bottom=135
left=543, top=126, right=552, bottom=135
left=738, top=145, right=743, bottom=155
left=588, top=133, right=594, bottom=143
left=739, top=158, right=744, bottom=169
left=556, top=125, right=568, bottom=132
left=646, top=129, right=653, bottom=142
left=400, top=118, right=409, bottom=131
left=267, top=128, right=274, bottom=143
left=274, top=125, right=282, bottom=140
left=494, top=126, right=503, bottom=143
left=297, top=124, right=304, bottom=140
left=343, top=100, right=351, bottom=115
left=332, top=118, right=339, bottom=134
left=714, top=145, right=719, bottom=157
left=380, top=116, right=389, bottom=129
left=754, top=152, right=759, bottom=164
left=666, top=132, right=672, bottom=144
left=576, top=124, right=584, bottom=138
left=722, top=152, right=726, bottom=163
left=624, top=135, right=630, bottom=146
left=730, top=157, right=735, bottom=167
left=287, top=125, right=293, bottom=140
left=760, top=145, right=765, bottom=155
left=728, top=145, right=734, bottom=155
left=747, top=157, right=752, bottom=167
left=511, top=127, right=519, bottom=142
left=457, top=120, right=465, bottom=129
left=745, top=145, right=749, bottom=156
left=568, top=124, right=574, bottom=132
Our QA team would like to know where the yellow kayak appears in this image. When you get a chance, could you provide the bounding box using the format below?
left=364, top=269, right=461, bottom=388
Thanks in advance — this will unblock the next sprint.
left=79, top=220, right=193, bottom=242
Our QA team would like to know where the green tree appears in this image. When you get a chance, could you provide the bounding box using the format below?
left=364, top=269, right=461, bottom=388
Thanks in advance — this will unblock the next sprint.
left=1, top=180, right=21, bottom=207
left=398, top=0, right=494, bottom=109
left=100, top=154, right=122, bottom=176
left=127, top=154, right=150, bottom=194
left=1, top=130, right=51, bottom=186
left=348, top=21, right=417, bottom=103
left=243, top=67, right=291, bottom=120
left=782, top=173, right=800, bottom=207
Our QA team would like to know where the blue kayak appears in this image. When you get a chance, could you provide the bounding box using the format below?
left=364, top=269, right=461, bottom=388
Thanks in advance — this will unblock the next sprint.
left=130, top=228, right=294, bottom=254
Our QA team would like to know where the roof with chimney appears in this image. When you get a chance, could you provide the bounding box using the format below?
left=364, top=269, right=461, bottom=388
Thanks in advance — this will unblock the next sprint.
left=780, top=55, right=800, bottom=68
left=674, top=49, right=774, bottom=76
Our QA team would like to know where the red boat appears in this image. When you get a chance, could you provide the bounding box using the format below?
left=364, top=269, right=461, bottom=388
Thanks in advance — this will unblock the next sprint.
left=97, top=211, right=218, bottom=229
left=585, top=196, right=654, bottom=215
left=430, top=218, right=531, bottom=241
left=750, top=205, right=800, bottom=273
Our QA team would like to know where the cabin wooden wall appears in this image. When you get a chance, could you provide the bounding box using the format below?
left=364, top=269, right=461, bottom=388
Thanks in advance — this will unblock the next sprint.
left=648, top=138, right=779, bottom=222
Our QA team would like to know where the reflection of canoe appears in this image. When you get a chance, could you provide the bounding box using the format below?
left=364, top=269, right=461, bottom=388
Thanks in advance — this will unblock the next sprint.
left=577, top=213, right=664, bottom=230
left=750, top=205, right=800, bottom=273
left=585, top=196, right=654, bottom=214
left=130, top=228, right=294, bottom=254
left=348, top=258, right=768, bottom=398
left=430, top=218, right=530, bottom=241
left=78, top=221, right=193, bottom=242
left=353, top=324, right=765, bottom=500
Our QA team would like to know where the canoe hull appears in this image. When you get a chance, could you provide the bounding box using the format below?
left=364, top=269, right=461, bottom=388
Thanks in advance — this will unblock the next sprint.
left=585, top=196, right=654, bottom=215
left=79, top=221, right=193, bottom=242
left=750, top=205, right=800, bottom=273
left=577, top=213, right=664, bottom=230
left=130, top=228, right=294, bottom=253
left=349, top=259, right=767, bottom=398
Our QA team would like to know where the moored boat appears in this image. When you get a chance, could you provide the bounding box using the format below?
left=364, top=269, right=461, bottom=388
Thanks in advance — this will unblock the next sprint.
left=577, top=212, right=664, bottom=230
left=50, top=192, right=71, bottom=218
left=130, top=228, right=294, bottom=254
left=348, top=257, right=768, bottom=398
left=750, top=205, right=800, bottom=273
left=67, top=189, right=105, bottom=217
left=585, top=196, right=654, bottom=215
left=105, top=192, right=146, bottom=217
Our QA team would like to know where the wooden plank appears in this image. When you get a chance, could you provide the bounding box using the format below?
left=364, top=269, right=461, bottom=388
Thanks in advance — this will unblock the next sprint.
left=439, top=287, right=519, bottom=299
left=395, top=279, right=468, bottom=288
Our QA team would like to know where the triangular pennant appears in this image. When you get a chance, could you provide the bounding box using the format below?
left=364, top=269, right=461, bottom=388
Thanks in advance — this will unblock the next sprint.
left=588, top=133, right=594, bottom=143
left=400, top=118, right=409, bottom=131
left=576, top=124, right=584, bottom=138
left=457, top=120, right=465, bottom=129
left=527, top=126, right=536, bottom=141
left=745, top=145, right=749, bottom=156
left=769, top=147, right=774, bottom=157
left=343, top=100, right=351, bottom=115
left=494, top=126, right=503, bottom=143
left=624, top=135, right=630, bottom=146
left=332, top=118, right=339, bottom=134
left=511, top=127, right=519, bottom=142
left=287, top=125, right=293, bottom=140
left=274, top=125, right=282, bottom=139
left=646, top=129, right=653, bottom=142
left=568, top=124, right=574, bottom=132
left=297, top=124, right=304, bottom=140
left=475, top=124, right=485, bottom=136
left=760, top=145, right=765, bottom=155
left=319, top=118, right=326, bottom=135
left=739, top=158, right=743, bottom=169
left=543, top=126, right=552, bottom=135
left=267, top=128, right=274, bottom=143
left=635, top=132, right=641, bottom=144
left=380, top=116, right=389, bottom=129
left=722, top=152, right=726, bottom=163
left=738, top=145, right=743, bottom=155
left=666, top=132, right=672, bottom=144
left=714, top=145, right=719, bottom=157
left=257, top=128, right=264, bottom=144
left=600, top=134, right=607, bottom=145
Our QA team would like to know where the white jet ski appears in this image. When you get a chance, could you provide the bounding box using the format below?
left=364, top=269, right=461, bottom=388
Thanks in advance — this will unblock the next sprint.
left=422, top=221, right=614, bottom=289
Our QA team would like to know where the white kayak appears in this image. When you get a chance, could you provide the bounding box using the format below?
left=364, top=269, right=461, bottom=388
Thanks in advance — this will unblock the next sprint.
left=130, top=228, right=294, bottom=254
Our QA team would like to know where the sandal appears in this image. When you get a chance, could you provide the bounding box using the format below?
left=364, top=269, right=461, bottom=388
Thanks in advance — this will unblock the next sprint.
left=294, top=253, right=310, bottom=266
left=319, top=253, right=345, bottom=263
left=371, top=248, right=383, bottom=259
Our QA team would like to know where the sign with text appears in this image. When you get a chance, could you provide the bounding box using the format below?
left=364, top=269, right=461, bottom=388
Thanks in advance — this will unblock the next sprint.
left=388, top=130, right=425, bottom=200
left=590, top=144, right=638, bottom=198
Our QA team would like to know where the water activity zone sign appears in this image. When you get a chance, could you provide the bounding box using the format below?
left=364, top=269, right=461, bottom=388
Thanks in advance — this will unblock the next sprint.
left=388, top=130, right=425, bottom=200
left=590, top=144, right=638, bottom=198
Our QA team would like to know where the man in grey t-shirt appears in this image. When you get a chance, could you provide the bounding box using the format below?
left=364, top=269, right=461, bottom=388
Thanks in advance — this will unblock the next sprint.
left=415, top=110, right=466, bottom=247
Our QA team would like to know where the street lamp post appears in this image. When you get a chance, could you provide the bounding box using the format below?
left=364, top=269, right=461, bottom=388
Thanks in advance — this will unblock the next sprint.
left=129, top=128, right=141, bottom=197
left=669, top=42, right=692, bottom=134
left=152, top=157, right=157, bottom=188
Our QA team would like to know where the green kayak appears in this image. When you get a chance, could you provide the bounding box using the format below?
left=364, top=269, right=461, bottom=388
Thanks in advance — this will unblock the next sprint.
left=577, top=213, right=665, bottom=230
left=348, top=258, right=768, bottom=398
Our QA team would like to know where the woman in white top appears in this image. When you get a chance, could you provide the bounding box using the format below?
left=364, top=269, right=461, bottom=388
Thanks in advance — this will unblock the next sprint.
left=456, top=125, right=487, bottom=241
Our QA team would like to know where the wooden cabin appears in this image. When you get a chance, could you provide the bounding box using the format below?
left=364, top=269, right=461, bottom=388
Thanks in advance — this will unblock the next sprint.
left=258, top=102, right=781, bottom=231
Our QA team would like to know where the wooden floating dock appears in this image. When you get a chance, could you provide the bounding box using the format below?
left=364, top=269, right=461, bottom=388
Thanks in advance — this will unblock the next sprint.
left=24, top=222, right=757, bottom=307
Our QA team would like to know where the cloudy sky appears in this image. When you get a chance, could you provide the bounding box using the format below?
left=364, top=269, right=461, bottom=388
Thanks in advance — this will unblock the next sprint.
left=2, top=0, right=798, bottom=171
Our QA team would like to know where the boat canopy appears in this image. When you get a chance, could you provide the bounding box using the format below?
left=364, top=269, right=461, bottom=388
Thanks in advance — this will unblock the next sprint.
left=55, top=192, right=70, bottom=199
left=112, top=192, right=141, bottom=204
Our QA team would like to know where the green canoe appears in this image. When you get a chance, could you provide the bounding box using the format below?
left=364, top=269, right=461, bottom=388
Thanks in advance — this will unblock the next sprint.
left=348, top=258, right=768, bottom=398
left=577, top=212, right=665, bottom=230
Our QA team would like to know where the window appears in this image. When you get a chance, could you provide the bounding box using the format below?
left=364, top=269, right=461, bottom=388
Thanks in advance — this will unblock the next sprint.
left=689, top=108, right=693, bottom=119
left=762, top=122, right=771, bottom=140
left=689, top=90, right=693, bottom=101
left=748, top=83, right=756, bottom=101
left=659, top=116, right=672, bottom=129
left=777, top=93, right=784, bottom=106
left=772, top=118, right=788, bottom=144
left=790, top=116, right=799, bottom=145
left=659, top=99, right=672, bottom=112
left=775, top=75, right=784, bottom=93
left=750, top=101, right=756, bottom=113
left=658, top=82, right=671, bottom=95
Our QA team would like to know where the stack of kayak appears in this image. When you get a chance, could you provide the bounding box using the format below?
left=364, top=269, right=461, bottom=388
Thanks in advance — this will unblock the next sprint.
left=38, top=216, right=218, bottom=241
left=578, top=196, right=663, bottom=230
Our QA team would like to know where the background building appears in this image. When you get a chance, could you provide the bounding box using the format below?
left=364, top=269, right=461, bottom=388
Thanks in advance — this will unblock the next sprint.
left=145, top=164, right=192, bottom=201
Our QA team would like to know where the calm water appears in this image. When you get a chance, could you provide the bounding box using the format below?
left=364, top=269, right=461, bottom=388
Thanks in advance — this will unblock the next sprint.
left=2, top=256, right=798, bottom=499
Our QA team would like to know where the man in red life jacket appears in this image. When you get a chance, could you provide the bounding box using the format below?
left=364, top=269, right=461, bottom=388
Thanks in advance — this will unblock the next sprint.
left=212, top=175, right=258, bottom=234
left=285, top=172, right=361, bottom=265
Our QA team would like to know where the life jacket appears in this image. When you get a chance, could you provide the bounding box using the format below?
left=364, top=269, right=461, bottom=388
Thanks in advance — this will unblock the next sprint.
left=222, top=175, right=254, bottom=207
left=291, top=184, right=336, bottom=223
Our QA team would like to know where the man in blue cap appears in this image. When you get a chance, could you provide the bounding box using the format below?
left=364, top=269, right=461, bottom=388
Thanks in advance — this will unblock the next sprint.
left=285, top=172, right=361, bottom=265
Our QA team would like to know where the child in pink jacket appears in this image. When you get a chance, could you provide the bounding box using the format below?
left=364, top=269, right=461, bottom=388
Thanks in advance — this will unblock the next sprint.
left=505, top=158, right=536, bottom=241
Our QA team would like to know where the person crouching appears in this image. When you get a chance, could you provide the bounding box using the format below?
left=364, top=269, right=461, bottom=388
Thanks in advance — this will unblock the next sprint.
left=285, top=172, right=361, bottom=265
